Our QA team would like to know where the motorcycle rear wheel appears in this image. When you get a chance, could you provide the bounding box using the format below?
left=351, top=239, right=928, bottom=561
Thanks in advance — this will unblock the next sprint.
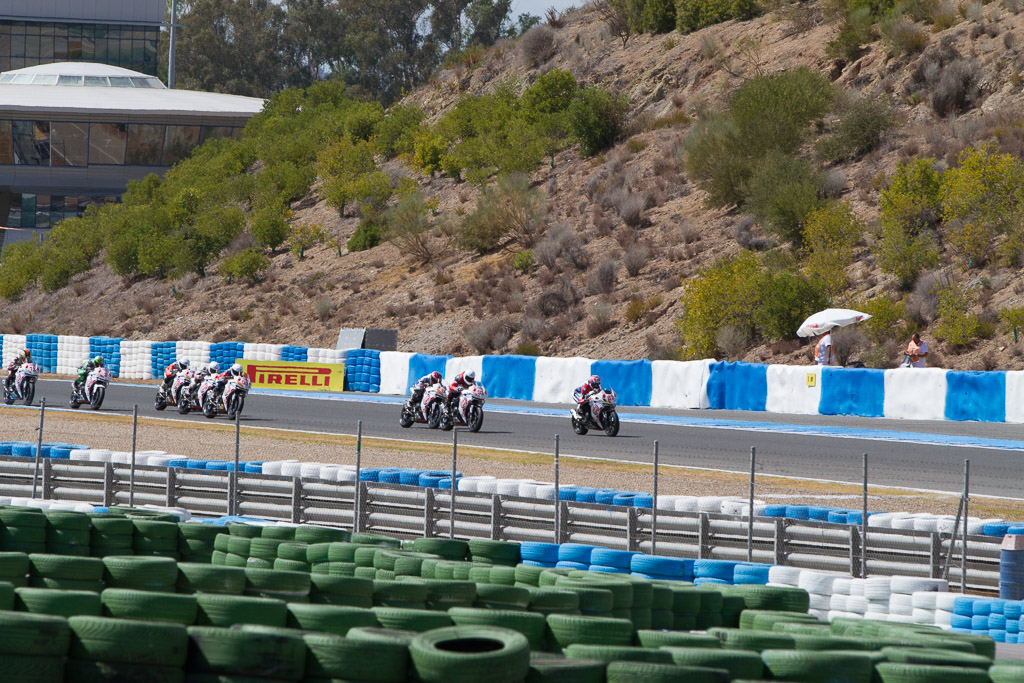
left=467, top=405, right=483, bottom=433
left=571, top=414, right=588, bottom=435
left=399, top=405, right=414, bottom=428
left=90, top=386, right=105, bottom=410
left=22, top=381, right=34, bottom=407
left=603, top=410, right=620, bottom=437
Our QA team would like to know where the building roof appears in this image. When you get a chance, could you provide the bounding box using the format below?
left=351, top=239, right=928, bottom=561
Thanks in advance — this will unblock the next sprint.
left=0, top=63, right=265, bottom=119
left=3, top=0, right=165, bottom=26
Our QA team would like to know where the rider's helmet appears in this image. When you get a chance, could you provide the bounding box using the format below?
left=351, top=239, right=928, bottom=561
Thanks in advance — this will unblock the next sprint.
left=208, top=361, right=220, bottom=374
left=589, top=375, right=601, bottom=389
left=93, top=356, right=105, bottom=367
left=429, top=371, right=442, bottom=384
left=464, top=370, right=476, bottom=384
left=179, top=358, right=190, bottom=369
left=22, top=349, right=31, bottom=360
left=230, top=363, right=243, bottom=377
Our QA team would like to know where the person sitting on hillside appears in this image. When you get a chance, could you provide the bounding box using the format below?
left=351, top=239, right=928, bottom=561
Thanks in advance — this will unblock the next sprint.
left=573, top=375, right=602, bottom=419
left=4, top=349, right=31, bottom=394
left=409, top=371, right=442, bottom=411
left=74, top=356, right=104, bottom=393
left=160, top=358, right=191, bottom=395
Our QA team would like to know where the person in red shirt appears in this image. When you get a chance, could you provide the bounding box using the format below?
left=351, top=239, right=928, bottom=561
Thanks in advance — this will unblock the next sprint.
left=573, top=375, right=602, bottom=418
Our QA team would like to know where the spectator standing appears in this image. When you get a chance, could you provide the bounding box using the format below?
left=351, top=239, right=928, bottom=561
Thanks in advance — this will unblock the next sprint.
left=907, top=333, right=928, bottom=368
left=813, top=327, right=834, bottom=366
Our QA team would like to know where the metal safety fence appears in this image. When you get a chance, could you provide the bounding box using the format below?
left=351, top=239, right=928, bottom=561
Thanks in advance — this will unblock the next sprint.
left=0, top=454, right=1002, bottom=594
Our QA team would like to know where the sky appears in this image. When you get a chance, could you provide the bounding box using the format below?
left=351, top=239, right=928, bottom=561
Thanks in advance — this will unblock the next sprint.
left=511, top=0, right=582, bottom=18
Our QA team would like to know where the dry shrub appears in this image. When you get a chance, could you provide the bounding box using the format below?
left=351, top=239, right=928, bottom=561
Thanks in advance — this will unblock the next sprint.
left=715, top=325, right=750, bottom=358
left=534, top=288, right=571, bottom=317
left=466, top=318, right=517, bottom=353
left=614, top=226, right=636, bottom=250
left=594, top=215, right=614, bottom=237
left=314, top=296, right=334, bottom=320
left=882, top=17, right=930, bottom=56
left=623, top=245, right=648, bottom=277
left=733, top=217, right=772, bottom=250
left=618, top=194, right=646, bottom=228
left=981, top=349, right=998, bottom=370
left=587, top=259, right=619, bottom=295
left=586, top=302, right=616, bottom=336
left=831, top=326, right=865, bottom=366
left=562, top=241, right=592, bottom=272
left=933, top=59, right=980, bottom=117
left=520, top=25, right=557, bottom=67
left=821, top=170, right=848, bottom=198
left=906, top=270, right=943, bottom=324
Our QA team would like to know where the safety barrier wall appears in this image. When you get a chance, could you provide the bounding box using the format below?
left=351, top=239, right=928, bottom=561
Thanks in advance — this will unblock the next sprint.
left=3, top=332, right=1023, bottom=422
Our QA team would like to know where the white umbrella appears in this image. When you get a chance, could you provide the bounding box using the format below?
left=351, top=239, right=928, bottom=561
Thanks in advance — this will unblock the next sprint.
left=797, top=308, right=871, bottom=338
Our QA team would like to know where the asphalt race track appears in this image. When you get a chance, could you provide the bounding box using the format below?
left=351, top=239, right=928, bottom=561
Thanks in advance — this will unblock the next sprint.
left=11, top=379, right=1024, bottom=499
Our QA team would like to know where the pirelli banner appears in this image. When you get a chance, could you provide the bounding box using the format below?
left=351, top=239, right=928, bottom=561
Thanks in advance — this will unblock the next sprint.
left=239, top=360, right=345, bottom=392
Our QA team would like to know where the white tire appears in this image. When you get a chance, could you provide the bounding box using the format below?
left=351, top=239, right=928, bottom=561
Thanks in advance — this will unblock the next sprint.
left=891, top=516, right=919, bottom=530
left=675, top=497, right=699, bottom=512
left=300, top=463, right=324, bottom=479
left=477, top=479, right=500, bottom=494
left=846, top=596, right=869, bottom=614
left=808, top=609, right=829, bottom=620
left=849, top=579, right=866, bottom=596
left=913, top=516, right=939, bottom=532
left=319, top=466, right=339, bottom=481
left=888, top=614, right=916, bottom=623
left=912, top=608, right=935, bottom=624
left=535, top=485, right=557, bottom=500
left=89, top=450, right=112, bottom=462
left=768, top=566, right=802, bottom=586
left=495, top=480, right=522, bottom=496
left=656, top=495, right=681, bottom=511
left=720, top=499, right=746, bottom=516
left=935, top=594, right=957, bottom=611
left=868, top=513, right=896, bottom=528
left=866, top=600, right=889, bottom=614
left=889, top=593, right=913, bottom=615
left=911, top=591, right=938, bottom=609
left=891, top=577, right=947, bottom=594
left=517, top=482, right=540, bottom=498
left=827, top=610, right=844, bottom=622
left=966, top=519, right=987, bottom=535
left=798, top=571, right=838, bottom=594
left=863, top=577, right=892, bottom=601
left=833, top=579, right=852, bottom=596
left=70, top=449, right=91, bottom=461
left=698, top=496, right=725, bottom=512
left=335, top=469, right=356, bottom=482
left=828, top=594, right=847, bottom=611
left=809, top=593, right=831, bottom=610
left=934, top=609, right=953, bottom=626
left=280, top=462, right=303, bottom=477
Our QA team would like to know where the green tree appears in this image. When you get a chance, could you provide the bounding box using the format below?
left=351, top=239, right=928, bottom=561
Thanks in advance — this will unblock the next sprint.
left=802, top=202, right=863, bottom=297
left=567, top=86, right=630, bottom=157
left=677, top=252, right=763, bottom=358
left=743, top=153, right=822, bottom=245
left=458, top=173, right=546, bottom=252
left=934, top=280, right=980, bottom=348
left=877, top=158, right=943, bottom=288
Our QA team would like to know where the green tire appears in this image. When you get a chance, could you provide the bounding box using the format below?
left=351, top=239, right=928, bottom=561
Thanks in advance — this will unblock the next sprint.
left=636, top=631, right=721, bottom=649
left=880, top=647, right=993, bottom=669
left=63, top=658, right=184, bottom=683
left=349, top=533, right=401, bottom=548
left=412, top=538, right=469, bottom=560
left=761, top=649, right=875, bottom=683
left=990, top=664, right=1024, bottom=683
left=28, top=553, right=103, bottom=580
left=176, top=563, right=246, bottom=595
left=68, top=615, right=188, bottom=666
left=545, top=614, right=634, bottom=651
left=529, top=588, right=579, bottom=612
left=475, top=583, right=531, bottom=609
left=373, top=578, right=429, bottom=606
left=302, top=629, right=408, bottom=681
left=0, top=654, right=64, bottom=683
left=449, top=607, right=547, bottom=648
left=309, top=575, right=373, bottom=607
left=662, top=646, right=765, bottom=678
left=347, top=626, right=419, bottom=646
left=178, top=523, right=223, bottom=541
left=42, top=510, right=90, bottom=530
left=410, top=625, right=530, bottom=683
left=226, top=524, right=262, bottom=538
left=28, top=576, right=102, bottom=592
left=372, top=606, right=453, bottom=632
left=89, top=516, right=134, bottom=534
left=249, top=537, right=284, bottom=561
left=554, top=579, right=625, bottom=611
left=102, top=556, right=177, bottom=591
left=285, top=603, right=379, bottom=635
left=708, top=627, right=795, bottom=652
left=564, top=643, right=672, bottom=664
left=468, top=539, right=521, bottom=566
left=14, top=587, right=100, bottom=617
left=526, top=651, right=605, bottom=682
left=606, top=661, right=730, bottom=683
left=0, top=510, right=46, bottom=527
left=259, top=526, right=297, bottom=541
left=273, top=558, right=309, bottom=572
left=876, top=663, right=992, bottom=683
left=0, top=611, right=70, bottom=656
left=195, top=593, right=287, bottom=627
left=295, top=526, right=350, bottom=544
left=100, top=588, right=198, bottom=624
left=244, top=568, right=310, bottom=596
left=185, top=625, right=305, bottom=680
left=276, top=543, right=308, bottom=561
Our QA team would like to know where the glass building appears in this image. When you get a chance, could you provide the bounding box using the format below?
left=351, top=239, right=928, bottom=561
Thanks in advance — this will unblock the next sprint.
left=1, top=1, right=164, bottom=76
left=0, top=62, right=264, bottom=246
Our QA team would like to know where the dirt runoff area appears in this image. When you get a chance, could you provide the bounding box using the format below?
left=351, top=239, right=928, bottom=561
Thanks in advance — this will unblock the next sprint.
left=3, top=410, right=1023, bottom=522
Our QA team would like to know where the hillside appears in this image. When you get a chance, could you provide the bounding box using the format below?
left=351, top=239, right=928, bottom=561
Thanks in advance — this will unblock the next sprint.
left=6, top=0, right=1024, bottom=371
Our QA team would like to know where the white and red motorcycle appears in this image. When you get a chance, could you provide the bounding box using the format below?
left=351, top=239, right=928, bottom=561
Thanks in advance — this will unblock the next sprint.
left=70, top=366, right=111, bottom=410
left=201, top=374, right=251, bottom=420
left=440, top=383, right=487, bottom=432
left=572, top=387, right=620, bottom=437
left=4, top=362, right=39, bottom=406
left=155, top=368, right=195, bottom=414
left=400, top=382, right=448, bottom=429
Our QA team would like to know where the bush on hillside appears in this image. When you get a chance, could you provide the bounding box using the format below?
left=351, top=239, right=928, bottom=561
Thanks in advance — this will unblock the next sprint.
left=880, top=14, right=929, bottom=56
left=522, top=69, right=578, bottom=121
left=932, top=58, right=980, bottom=117
left=754, top=268, right=830, bottom=342
left=743, top=153, right=823, bottom=245
left=934, top=280, right=980, bottom=347
left=642, top=0, right=677, bottom=32
left=288, top=223, right=329, bottom=260
left=817, top=97, right=894, bottom=162
left=382, top=192, right=440, bottom=264
left=676, top=0, right=757, bottom=32
left=373, top=104, right=425, bottom=159
left=825, top=7, right=874, bottom=62
left=347, top=218, right=382, bottom=252
left=860, top=294, right=907, bottom=344
left=250, top=204, right=291, bottom=250
left=877, top=158, right=944, bottom=287
left=0, top=239, right=45, bottom=300
left=520, top=25, right=557, bottom=66
left=458, top=173, right=547, bottom=252
left=567, top=86, right=630, bottom=157
left=218, top=249, right=270, bottom=283
left=802, top=202, right=864, bottom=296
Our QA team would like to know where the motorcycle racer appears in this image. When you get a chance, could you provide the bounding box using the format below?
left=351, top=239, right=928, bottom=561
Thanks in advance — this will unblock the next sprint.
left=212, top=363, right=244, bottom=394
left=409, top=371, right=442, bottom=410
left=573, top=375, right=602, bottom=418
left=194, top=361, right=220, bottom=384
left=160, top=358, right=190, bottom=394
left=74, top=356, right=104, bottom=393
left=446, top=370, right=476, bottom=411
left=4, top=349, right=31, bottom=394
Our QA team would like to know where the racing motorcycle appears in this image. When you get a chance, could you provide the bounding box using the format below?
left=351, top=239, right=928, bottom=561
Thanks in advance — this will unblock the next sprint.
left=3, top=362, right=38, bottom=406
left=70, top=366, right=111, bottom=410
left=201, top=374, right=251, bottom=420
left=155, top=368, right=196, bottom=414
left=440, top=383, right=487, bottom=433
left=571, top=387, right=620, bottom=437
left=400, top=383, right=448, bottom=429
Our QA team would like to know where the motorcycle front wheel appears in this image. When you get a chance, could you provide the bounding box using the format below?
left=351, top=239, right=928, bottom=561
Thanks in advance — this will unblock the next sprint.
left=399, top=405, right=414, bottom=428
left=177, top=398, right=191, bottom=415
left=439, top=410, right=454, bottom=431
left=22, top=381, right=34, bottom=407
left=203, top=399, right=217, bottom=419
left=90, top=386, right=105, bottom=410
left=603, top=410, right=620, bottom=437
left=467, top=405, right=483, bottom=433
left=155, top=392, right=167, bottom=411
left=426, top=402, right=442, bottom=429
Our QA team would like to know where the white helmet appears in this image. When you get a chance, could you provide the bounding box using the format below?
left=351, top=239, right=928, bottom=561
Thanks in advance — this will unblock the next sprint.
left=208, top=361, right=220, bottom=374
left=180, top=358, right=190, bottom=368
left=464, top=370, right=476, bottom=384
left=230, top=363, right=242, bottom=376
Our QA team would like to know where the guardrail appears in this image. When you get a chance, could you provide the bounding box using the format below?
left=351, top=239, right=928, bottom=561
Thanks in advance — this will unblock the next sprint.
left=0, top=455, right=1000, bottom=593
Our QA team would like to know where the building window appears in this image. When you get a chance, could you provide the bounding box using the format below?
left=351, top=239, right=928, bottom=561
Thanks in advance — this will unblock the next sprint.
left=12, top=120, right=50, bottom=165
left=88, top=123, right=127, bottom=165
left=126, top=124, right=164, bottom=165
left=0, top=121, right=12, bottom=164
left=162, top=125, right=201, bottom=165
left=50, top=121, right=89, bottom=166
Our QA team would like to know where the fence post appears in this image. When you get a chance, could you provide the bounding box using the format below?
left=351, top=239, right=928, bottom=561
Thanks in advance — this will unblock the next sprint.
left=490, top=494, right=502, bottom=540
left=862, top=453, right=868, bottom=578
left=627, top=507, right=640, bottom=552
left=773, top=518, right=786, bottom=566
left=697, top=513, right=710, bottom=559
left=166, top=466, right=177, bottom=507
left=353, top=421, right=362, bottom=533
left=356, top=481, right=368, bottom=532
left=747, top=446, right=755, bottom=563
left=232, top=409, right=241, bottom=516
left=291, top=477, right=302, bottom=524
left=961, top=459, right=970, bottom=594
left=31, top=398, right=45, bottom=499
left=849, top=526, right=860, bottom=577
left=652, top=440, right=659, bottom=556
left=225, top=472, right=234, bottom=516
left=424, top=486, right=436, bottom=538
left=103, top=462, right=114, bottom=507
left=450, top=429, right=457, bottom=540
left=129, top=404, right=138, bottom=508
left=553, top=435, right=560, bottom=544
left=41, top=459, right=52, bottom=500
left=557, top=500, right=568, bottom=545
left=930, top=532, right=943, bottom=579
